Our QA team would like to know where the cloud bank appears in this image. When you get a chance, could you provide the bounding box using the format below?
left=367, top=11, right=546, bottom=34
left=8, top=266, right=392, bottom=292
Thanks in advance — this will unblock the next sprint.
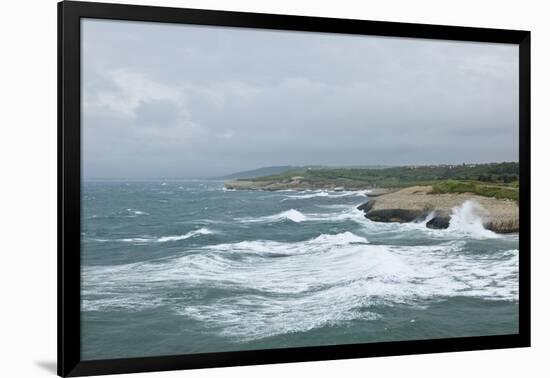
left=82, top=19, right=518, bottom=179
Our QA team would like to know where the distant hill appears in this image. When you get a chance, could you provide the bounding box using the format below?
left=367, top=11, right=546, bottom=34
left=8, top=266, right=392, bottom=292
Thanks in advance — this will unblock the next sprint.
left=215, top=166, right=296, bottom=180
left=224, top=162, right=519, bottom=200
left=216, top=165, right=392, bottom=180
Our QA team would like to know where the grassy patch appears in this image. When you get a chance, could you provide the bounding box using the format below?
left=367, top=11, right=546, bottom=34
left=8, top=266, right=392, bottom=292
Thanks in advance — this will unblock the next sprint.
left=430, top=180, right=518, bottom=201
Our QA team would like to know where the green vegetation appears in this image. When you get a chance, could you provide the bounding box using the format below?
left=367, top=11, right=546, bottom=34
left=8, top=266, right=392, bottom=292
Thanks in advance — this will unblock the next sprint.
left=227, top=162, right=519, bottom=201
left=430, top=180, right=518, bottom=201
left=243, top=162, right=518, bottom=186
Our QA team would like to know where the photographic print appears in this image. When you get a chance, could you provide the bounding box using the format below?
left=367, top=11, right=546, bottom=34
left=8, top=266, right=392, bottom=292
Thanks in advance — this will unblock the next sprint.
left=79, top=18, right=520, bottom=361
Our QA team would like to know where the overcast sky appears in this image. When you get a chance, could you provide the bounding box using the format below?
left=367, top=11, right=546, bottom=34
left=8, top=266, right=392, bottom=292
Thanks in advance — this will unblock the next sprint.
left=82, top=19, right=519, bottom=179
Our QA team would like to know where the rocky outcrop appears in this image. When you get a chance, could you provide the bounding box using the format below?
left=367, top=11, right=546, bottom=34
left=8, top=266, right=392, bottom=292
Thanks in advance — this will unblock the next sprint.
left=357, top=186, right=519, bottom=233
left=357, top=201, right=375, bottom=212
left=225, top=179, right=393, bottom=194
left=366, top=209, right=427, bottom=223
left=426, top=214, right=451, bottom=229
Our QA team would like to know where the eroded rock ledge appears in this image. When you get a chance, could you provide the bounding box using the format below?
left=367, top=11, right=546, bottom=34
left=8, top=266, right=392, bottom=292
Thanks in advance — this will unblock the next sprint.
left=357, top=186, right=519, bottom=233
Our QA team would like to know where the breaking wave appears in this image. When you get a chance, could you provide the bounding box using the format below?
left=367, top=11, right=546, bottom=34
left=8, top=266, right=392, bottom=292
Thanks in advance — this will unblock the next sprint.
left=283, top=190, right=369, bottom=200
left=127, top=208, right=149, bottom=216
left=357, top=201, right=505, bottom=241
left=237, top=207, right=366, bottom=224
left=237, top=209, right=307, bottom=223
left=91, top=227, right=216, bottom=244
left=206, top=231, right=369, bottom=257
left=82, top=182, right=519, bottom=346
left=82, top=228, right=518, bottom=339
left=447, top=200, right=498, bottom=239
left=157, top=228, right=215, bottom=242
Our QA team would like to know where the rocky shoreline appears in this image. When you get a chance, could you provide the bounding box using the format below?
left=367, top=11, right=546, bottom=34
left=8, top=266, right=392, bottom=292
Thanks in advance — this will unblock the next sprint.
left=225, top=178, right=393, bottom=194
left=357, top=186, right=519, bottom=233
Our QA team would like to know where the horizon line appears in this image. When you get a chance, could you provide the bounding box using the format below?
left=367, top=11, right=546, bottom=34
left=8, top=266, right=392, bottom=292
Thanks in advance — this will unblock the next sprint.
left=82, top=160, right=519, bottom=181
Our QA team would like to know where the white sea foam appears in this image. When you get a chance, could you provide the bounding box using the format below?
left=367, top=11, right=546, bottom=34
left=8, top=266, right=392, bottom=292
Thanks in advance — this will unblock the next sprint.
left=316, top=204, right=352, bottom=209
left=279, top=209, right=307, bottom=222
left=238, top=209, right=307, bottom=223
left=207, top=232, right=368, bottom=257
left=157, top=228, right=215, bottom=242
left=356, top=201, right=504, bottom=241
left=91, top=227, right=216, bottom=244
left=82, top=295, right=165, bottom=312
left=447, top=200, right=498, bottom=239
left=300, top=207, right=367, bottom=223
left=283, top=190, right=369, bottom=200
left=82, top=226, right=518, bottom=339
left=284, top=191, right=330, bottom=199
left=310, top=231, right=368, bottom=244
left=127, top=208, right=149, bottom=216
left=237, top=207, right=366, bottom=225
left=118, top=237, right=152, bottom=243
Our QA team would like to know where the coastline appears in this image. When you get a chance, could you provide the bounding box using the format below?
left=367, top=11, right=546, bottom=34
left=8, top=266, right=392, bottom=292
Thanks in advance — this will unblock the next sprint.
left=82, top=180, right=520, bottom=359
left=224, top=178, right=382, bottom=192
left=356, top=186, right=518, bottom=233
left=224, top=182, right=518, bottom=234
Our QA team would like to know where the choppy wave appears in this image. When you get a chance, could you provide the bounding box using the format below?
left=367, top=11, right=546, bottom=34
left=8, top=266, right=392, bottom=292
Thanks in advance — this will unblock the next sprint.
left=82, top=295, right=165, bottom=312
left=206, top=231, right=368, bottom=257
left=310, top=231, right=368, bottom=244
left=90, top=227, right=216, bottom=244
left=157, top=228, right=215, bottom=242
left=127, top=208, right=149, bottom=216
left=282, top=190, right=369, bottom=200
left=82, top=182, right=519, bottom=345
left=117, top=237, right=152, bottom=243
left=237, top=209, right=307, bottom=223
left=447, top=200, right=498, bottom=239
left=82, top=227, right=518, bottom=339
left=316, top=204, right=354, bottom=209
left=232, top=201, right=508, bottom=242
left=237, top=207, right=366, bottom=224
left=356, top=201, right=507, bottom=241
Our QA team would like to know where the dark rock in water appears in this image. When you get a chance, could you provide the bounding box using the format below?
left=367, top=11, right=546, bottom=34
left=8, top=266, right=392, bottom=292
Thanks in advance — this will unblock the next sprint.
left=426, top=215, right=451, bottom=229
left=357, top=201, right=428, bottom=223
left=365, top=209, right=428, bottom=223
left=357, top=201, right=375, bottom=212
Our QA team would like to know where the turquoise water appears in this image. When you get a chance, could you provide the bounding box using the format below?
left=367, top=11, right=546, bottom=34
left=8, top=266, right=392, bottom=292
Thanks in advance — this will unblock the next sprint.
left=81, top=180, right=519, bottom=360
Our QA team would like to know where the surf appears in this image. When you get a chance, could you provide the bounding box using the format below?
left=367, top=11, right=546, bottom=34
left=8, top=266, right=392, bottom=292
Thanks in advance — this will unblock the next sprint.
left=157, top=228, right=215, bottom=242
left=237, top=209, right=307, bottom=223
left=447, top=200, right=499, bottom=239
left=236, top=206, right=367, bottom=224
left=282, top=190, right=369, bottom=200
left=82, top=225, right=518, bottom=340
left=81, top=181, right=520, bottom=347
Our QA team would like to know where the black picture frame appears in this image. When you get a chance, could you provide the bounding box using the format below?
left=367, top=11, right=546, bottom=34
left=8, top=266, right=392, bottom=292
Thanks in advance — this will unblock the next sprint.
left=58, top=1, right=531, bottom=376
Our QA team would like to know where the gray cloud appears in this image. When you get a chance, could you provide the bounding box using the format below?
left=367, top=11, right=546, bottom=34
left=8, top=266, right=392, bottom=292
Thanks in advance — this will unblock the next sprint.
left=82, top=19, right=518, bottom=179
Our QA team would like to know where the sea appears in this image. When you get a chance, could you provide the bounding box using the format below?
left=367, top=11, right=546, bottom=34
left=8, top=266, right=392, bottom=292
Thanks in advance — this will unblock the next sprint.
left=81, top=180, right=519, bottom=360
